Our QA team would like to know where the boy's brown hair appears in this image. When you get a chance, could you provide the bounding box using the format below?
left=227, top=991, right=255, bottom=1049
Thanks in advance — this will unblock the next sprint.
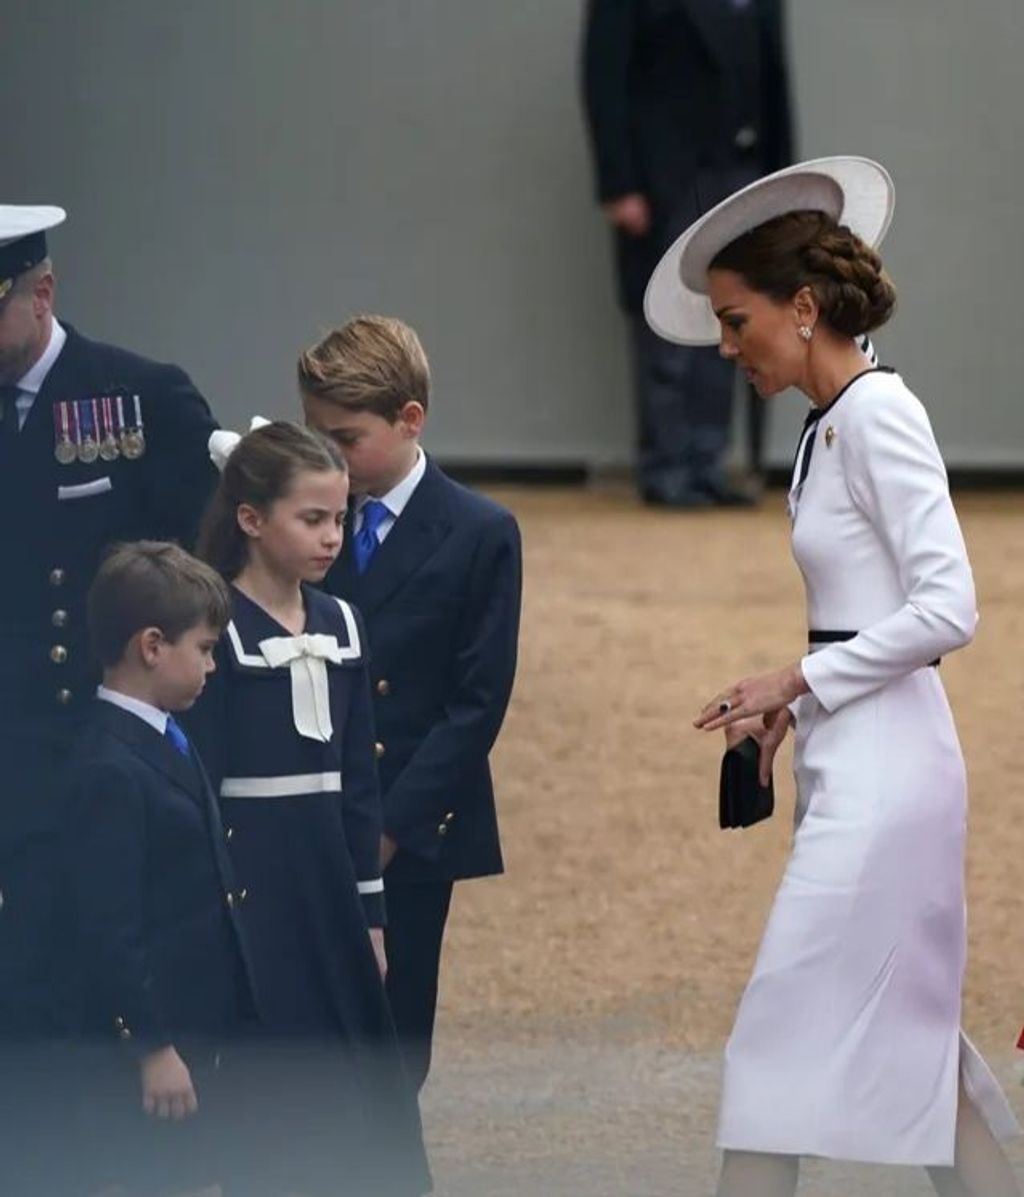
left=88, top=541, right=231, bottom=667
left=297, top=315, right=431, bottom=422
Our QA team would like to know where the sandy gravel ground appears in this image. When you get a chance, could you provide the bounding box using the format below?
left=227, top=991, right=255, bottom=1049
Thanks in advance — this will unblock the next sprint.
left=421, top=485, right=1024, bottom=1196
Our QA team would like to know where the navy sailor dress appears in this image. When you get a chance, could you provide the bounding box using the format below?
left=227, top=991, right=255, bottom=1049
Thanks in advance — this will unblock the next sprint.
left=185, top=583, right=430, bottom=1196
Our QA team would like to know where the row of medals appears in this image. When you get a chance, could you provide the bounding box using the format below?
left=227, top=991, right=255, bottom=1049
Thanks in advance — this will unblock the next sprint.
left=54, top=396, right=146, bottom=464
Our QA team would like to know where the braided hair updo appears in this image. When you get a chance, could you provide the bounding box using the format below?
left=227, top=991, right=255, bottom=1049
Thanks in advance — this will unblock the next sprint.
left=710, top=210, right=896, bottom=337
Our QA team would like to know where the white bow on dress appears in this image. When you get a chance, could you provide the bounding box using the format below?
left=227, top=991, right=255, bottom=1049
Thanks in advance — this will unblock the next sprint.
left=258, top=633, right=343, bottom=742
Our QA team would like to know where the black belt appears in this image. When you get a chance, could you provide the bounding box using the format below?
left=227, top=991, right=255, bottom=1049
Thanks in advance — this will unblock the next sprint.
left=809, top=629, right=940, bottom=668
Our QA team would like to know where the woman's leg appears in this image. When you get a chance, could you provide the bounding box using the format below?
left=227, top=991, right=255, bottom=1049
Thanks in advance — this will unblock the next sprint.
left=927, top=1079, right=1020, bottom=1197
left=716, top=1150, right=798, bottom=1197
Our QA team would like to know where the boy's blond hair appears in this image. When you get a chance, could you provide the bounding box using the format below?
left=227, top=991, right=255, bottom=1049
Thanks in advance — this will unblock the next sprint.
left=297, top=315, right=431, bottom=422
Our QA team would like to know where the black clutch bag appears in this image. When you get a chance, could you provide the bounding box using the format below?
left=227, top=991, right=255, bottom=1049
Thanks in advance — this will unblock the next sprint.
left=719, top=736, right=774, bottom=829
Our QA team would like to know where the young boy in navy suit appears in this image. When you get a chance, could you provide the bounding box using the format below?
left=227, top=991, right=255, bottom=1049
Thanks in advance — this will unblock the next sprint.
left=299, top=316, right=522, bottom=1091
left=67, top=541, right=255, bottom=1193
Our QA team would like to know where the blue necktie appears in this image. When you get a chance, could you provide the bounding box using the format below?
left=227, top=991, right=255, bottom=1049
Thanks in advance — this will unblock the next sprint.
left=354, top=499, right=390, bottom=574
left=165, top=714, right=191, bottom=758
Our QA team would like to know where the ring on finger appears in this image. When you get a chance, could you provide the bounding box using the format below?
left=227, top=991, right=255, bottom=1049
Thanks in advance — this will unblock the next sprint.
left=718, top=699, right=733, bottom=715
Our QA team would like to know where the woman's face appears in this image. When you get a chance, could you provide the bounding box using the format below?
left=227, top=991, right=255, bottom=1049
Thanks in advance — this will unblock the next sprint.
left=707, top=268, right=808, bottom=397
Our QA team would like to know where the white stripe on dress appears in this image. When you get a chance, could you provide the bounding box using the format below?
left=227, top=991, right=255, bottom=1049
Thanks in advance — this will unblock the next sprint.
left=220, top=771, right=342, bottom=798
left=357, top=878, right=385, bottom=895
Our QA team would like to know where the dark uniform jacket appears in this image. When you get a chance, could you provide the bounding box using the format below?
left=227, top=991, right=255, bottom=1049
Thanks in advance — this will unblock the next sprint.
left=326, top=458, right=522, bottom=885
left=0, top=322, right=218, bottom=1033
left=582, top=0, right=793, bottom=309
left=0, top=323, right=218, bottom=749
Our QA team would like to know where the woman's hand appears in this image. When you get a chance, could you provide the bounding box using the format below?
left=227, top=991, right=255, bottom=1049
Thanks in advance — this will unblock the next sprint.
left=756, top=708, right=793, bottom=786
left=723, top=714, right=766, bottom=750
left=695, top=663, right=807, bottom=733
left=720, top=709, right=794, bottom=787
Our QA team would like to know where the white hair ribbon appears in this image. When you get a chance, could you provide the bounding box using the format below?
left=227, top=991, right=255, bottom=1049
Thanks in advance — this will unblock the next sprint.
left=207, top=415, right=273, bottom=472
left=258, top=633, right=343, bottom=742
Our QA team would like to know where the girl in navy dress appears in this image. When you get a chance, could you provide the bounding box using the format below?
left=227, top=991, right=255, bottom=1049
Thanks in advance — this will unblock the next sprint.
left=187, top=420, right=430, bottom=1196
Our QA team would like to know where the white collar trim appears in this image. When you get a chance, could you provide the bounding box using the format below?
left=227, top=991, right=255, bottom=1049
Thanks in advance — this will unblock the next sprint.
left=16, top=318, right=67, bottom=395
left=96, top=684, right=169, bottom=735
left=357, top=446, right=425, bottom=520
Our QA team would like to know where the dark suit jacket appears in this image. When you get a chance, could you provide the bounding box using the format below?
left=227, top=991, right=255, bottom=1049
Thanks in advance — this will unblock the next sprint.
left=325, top=459, right=522, bottom=885
left=582, top=0, right=793, bottom=309
left=67, top=700, right=255, bottom=1051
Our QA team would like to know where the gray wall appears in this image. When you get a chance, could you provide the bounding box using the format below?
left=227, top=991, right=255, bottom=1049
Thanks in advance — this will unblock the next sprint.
left=775, top=0, right=1024, bottom=468
left=5, top=2, right=1023, bottom=469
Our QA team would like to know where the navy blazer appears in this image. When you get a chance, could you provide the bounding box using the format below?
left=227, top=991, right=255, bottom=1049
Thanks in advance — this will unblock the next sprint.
left=326, top=458, right=522, bottom=884
left=67, top=700, right=255, bottom=1051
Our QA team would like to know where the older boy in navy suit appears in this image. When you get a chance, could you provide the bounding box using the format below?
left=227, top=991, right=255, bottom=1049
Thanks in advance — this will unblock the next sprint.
left=67, top=541, right=255, bottom=1193
left=300, top=316, right=522, bottom=1091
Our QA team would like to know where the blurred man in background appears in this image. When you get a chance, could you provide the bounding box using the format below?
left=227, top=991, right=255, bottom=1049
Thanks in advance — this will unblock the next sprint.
left=582, top=0, right=793, bottom=506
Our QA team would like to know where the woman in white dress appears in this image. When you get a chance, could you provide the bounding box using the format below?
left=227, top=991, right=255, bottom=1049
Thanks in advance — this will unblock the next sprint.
left=646, top=158, right=1020, bottom=1197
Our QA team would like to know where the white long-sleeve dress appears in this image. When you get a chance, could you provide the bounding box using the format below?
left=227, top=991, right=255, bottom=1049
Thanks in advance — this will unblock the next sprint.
left=716, top=367, right=1019, bottom=1165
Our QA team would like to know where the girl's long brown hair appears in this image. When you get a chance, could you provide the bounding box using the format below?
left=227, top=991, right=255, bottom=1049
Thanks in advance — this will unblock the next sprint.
left=197, top=421, right=345, bottom=580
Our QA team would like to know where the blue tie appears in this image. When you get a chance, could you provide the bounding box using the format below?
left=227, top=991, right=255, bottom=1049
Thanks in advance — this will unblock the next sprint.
left=165, top=715, right=190, bottom=758
left=354, top=499, right=390, bottom=574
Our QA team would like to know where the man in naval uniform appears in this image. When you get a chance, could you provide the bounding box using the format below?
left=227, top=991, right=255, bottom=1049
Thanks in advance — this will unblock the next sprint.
left=0, top=205, right=219, bottom=1190
left=582, top=0, right=793, bottom=506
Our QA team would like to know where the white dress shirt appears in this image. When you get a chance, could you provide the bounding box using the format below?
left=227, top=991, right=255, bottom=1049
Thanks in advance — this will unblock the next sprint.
left=96, top=684, right=169, bottom=736
left=13, top=317, right=66, bottom=429
left=353, top=447, right=426, bottom=545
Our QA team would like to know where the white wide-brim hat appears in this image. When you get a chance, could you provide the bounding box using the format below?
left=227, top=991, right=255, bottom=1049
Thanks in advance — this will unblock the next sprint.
left=643, top=156, right=894, bottom=346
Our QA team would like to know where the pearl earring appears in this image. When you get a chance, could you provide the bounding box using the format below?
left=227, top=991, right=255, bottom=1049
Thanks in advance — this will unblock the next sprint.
left=798, top=325, right=813, bottom=342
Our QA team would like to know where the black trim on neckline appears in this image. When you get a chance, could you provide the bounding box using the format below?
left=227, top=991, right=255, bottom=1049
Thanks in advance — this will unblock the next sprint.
left=812, top=365, right=895, bottom=422
left=791, top=367, right=895, bottom=497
